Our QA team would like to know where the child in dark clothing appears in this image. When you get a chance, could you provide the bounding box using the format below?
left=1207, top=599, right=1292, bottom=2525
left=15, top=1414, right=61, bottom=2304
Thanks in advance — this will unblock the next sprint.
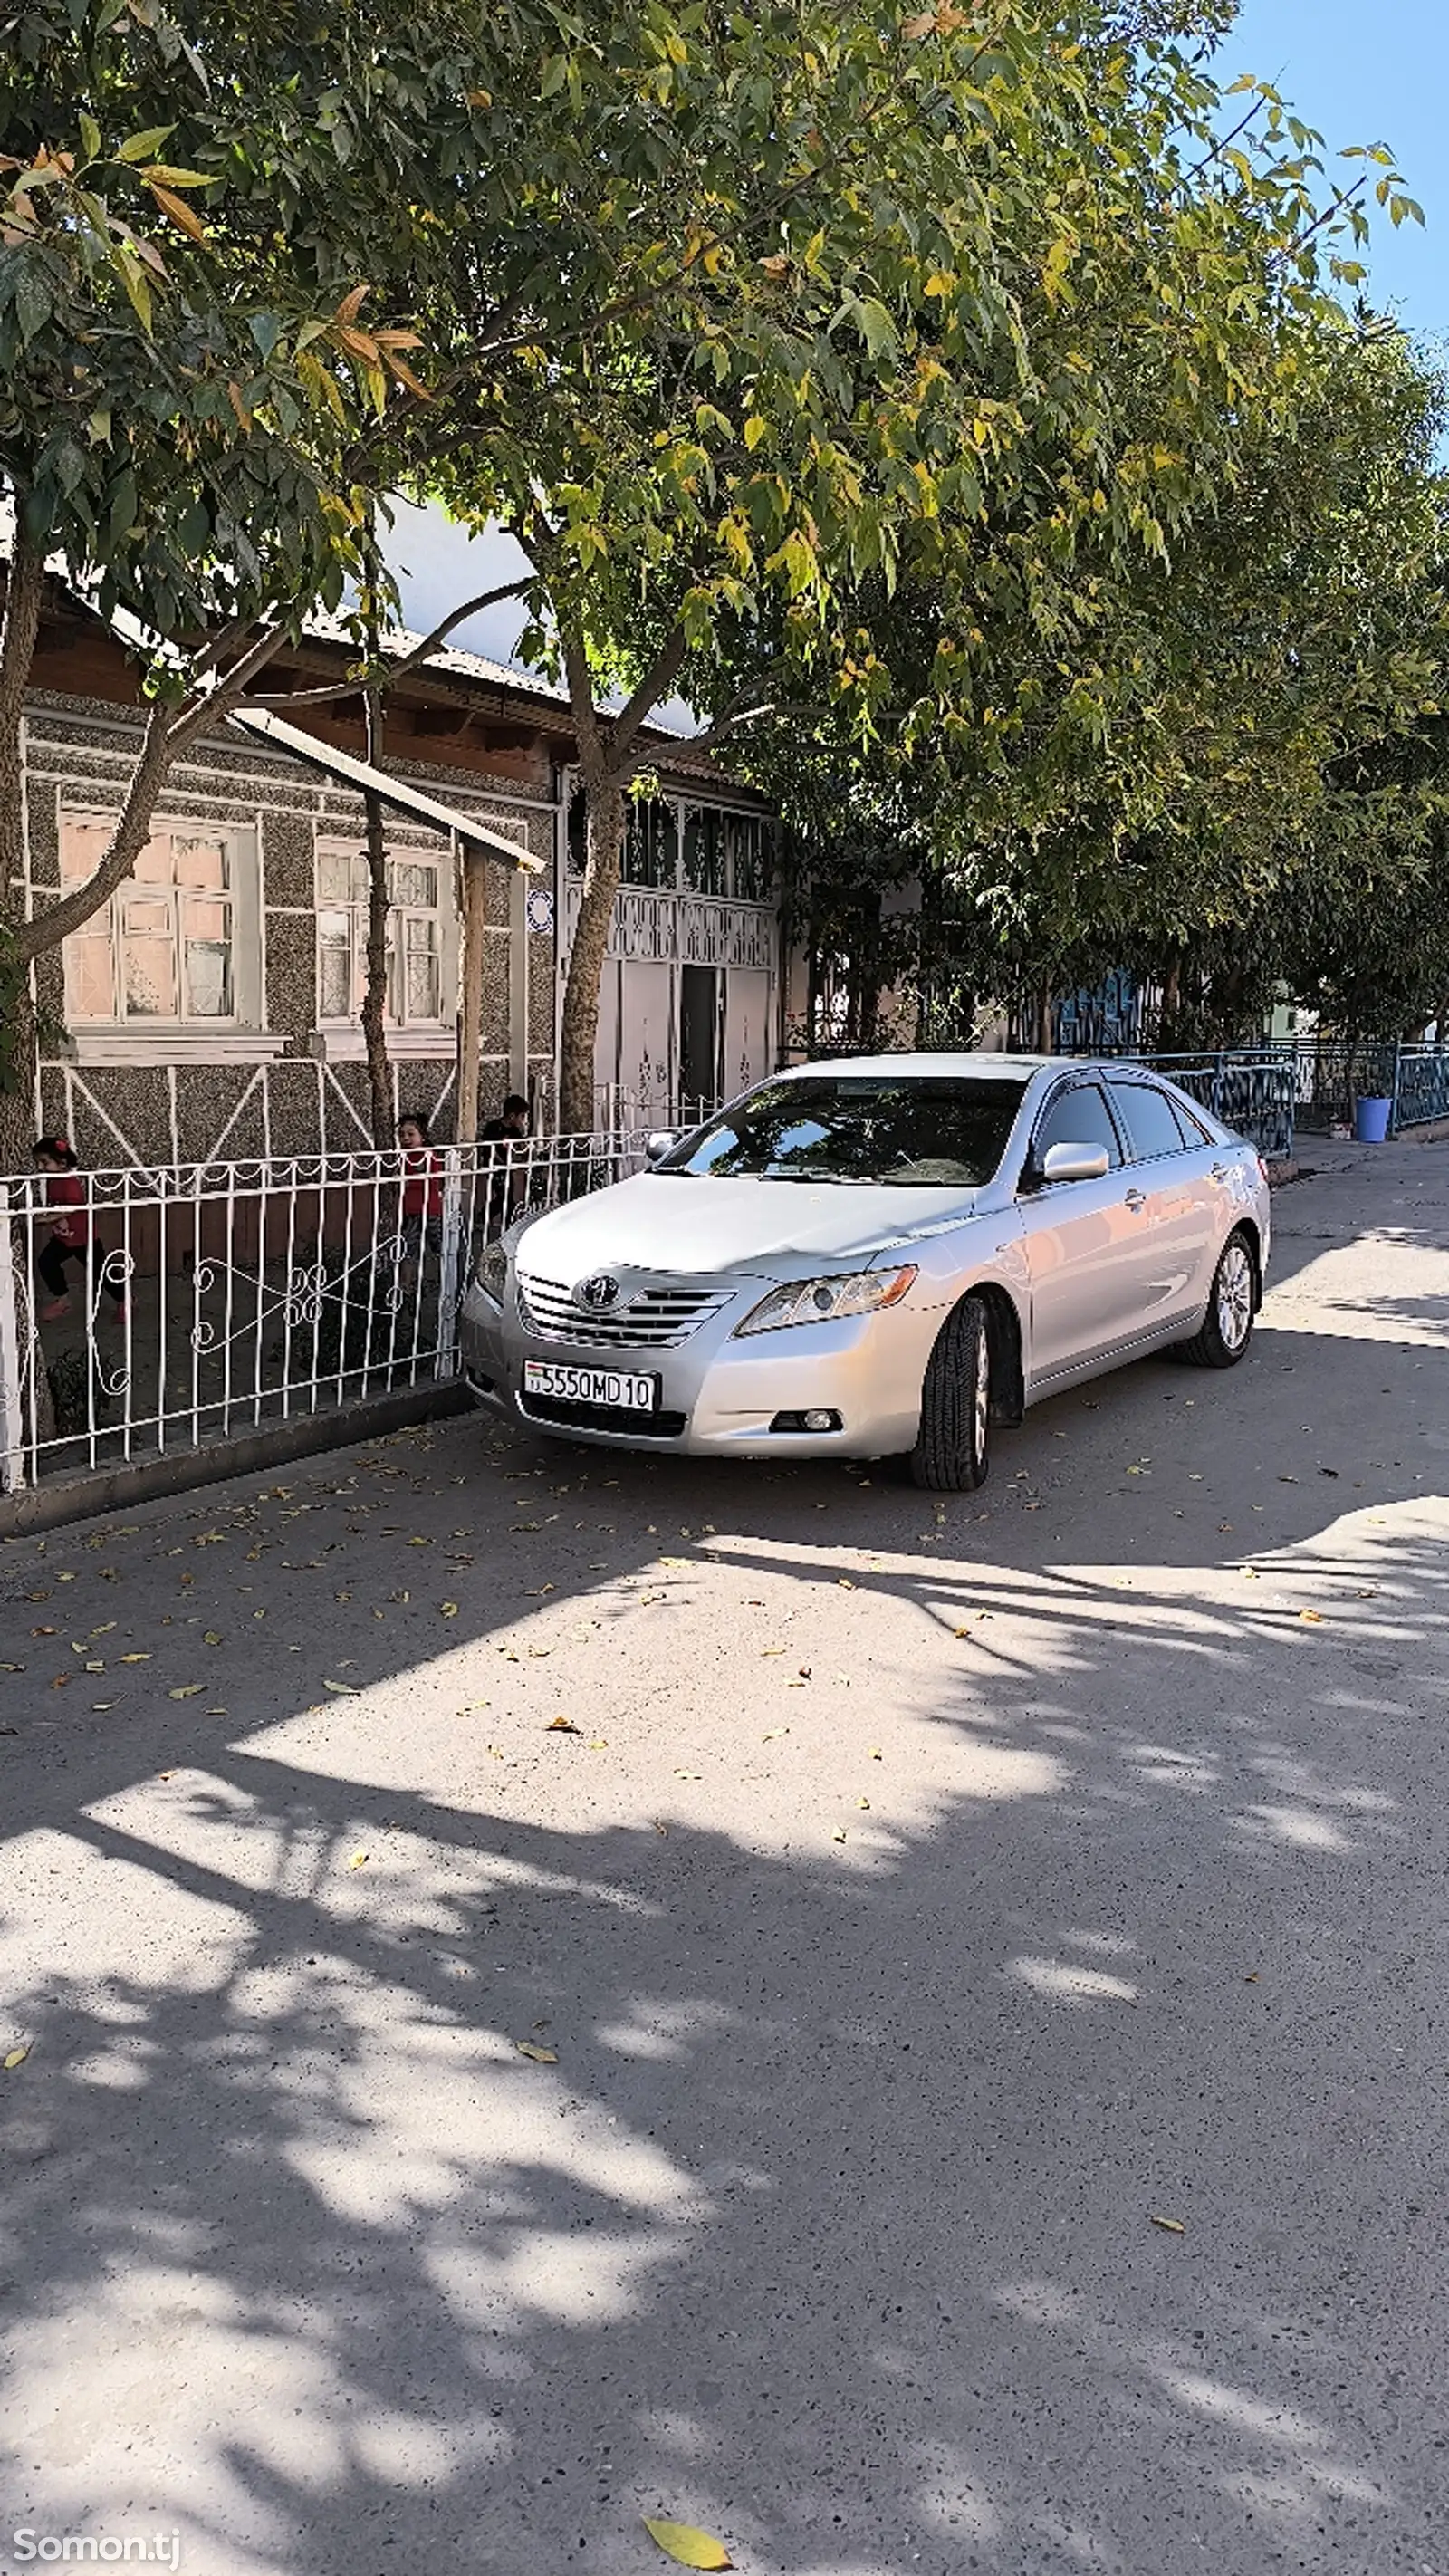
left=32, top=1137, right=128, bottom=1322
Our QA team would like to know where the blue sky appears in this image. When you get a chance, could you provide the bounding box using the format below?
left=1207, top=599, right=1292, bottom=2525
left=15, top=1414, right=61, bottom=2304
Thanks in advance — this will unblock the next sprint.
left=390, top=2, right=1446, bottom=678
left=1226, top=0, right=1445, bottom=345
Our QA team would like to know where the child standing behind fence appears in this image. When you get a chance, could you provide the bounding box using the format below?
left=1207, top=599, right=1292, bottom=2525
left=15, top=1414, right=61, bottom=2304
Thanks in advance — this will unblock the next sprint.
left=32, top=1137, right=128, bottom=1323
left=397, top=1112, right=444, bottom=1264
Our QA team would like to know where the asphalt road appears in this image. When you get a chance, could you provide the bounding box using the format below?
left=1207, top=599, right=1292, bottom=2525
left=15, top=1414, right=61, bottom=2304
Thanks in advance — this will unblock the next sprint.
left=2, top=1141, right=1447, bottom=2576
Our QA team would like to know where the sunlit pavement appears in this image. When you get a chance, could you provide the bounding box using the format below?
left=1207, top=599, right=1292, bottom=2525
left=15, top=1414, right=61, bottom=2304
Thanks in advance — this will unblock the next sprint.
left=3, top=1140, right=1448, bottom=2576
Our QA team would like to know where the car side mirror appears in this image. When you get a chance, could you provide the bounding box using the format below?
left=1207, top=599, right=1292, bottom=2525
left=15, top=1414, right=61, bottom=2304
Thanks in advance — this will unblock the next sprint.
left=1041, top=1140, right=1110, bottom=1185
left=644, top=1130, right=679, bottom=1164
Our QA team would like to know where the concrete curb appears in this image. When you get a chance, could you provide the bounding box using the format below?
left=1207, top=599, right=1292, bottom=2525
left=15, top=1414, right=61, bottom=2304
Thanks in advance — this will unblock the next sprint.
left=0, top=1379, right=473, bottom=1539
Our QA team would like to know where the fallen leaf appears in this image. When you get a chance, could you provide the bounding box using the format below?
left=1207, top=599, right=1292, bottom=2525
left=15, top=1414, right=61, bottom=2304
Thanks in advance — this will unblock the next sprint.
left=119, top=1653, right=150, bottom=1664
left=323, top=1678, right=360, bottom=1694
left=515, top=2040, right=558, bottom=2064
left=440, top=1601, right=459, bottom=1618
left=4, top=2044, right=30, bottom=2071
left=1244, top=1972, right=1260, bottom=1984
left=31, top=1626, right=56, bottom=1638
left=832, top=1827, right=847, bottom=1844
left=588, top=1737, right=609, bottom=1750
left=1299, top=1610, right=1323, bottom=1625
left=837, top=1578, right=856, bottom=1590
left=546, top=1716, right=580, bottom=1734
left=204, top=1631, right=223, bottom=1645
left=643, top=2520, right=732, bottom=2571
left=407, top=1535, right=431, bottom=1546
left=347, top=1850, right=369, bottom=1870
left=674, top=1769, right=702, bottom=1781
left=1150, top=2215, right=1185, bottom=2235
left=868, top=1746, right=883, bottom=1760
left=84, top=1660, right=105, bottom=1674
left=168, top=1684, right=206, bottom=1699
left=761, top=1728, right=790, bottom=1742
left=857, top=1797, right=871, bottom=1810
left=652, top=1819, right=669, bottom=1836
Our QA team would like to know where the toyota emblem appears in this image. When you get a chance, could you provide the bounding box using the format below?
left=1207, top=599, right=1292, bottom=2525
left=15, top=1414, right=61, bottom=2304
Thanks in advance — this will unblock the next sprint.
left=575, top=1273, right=622, bottom=1312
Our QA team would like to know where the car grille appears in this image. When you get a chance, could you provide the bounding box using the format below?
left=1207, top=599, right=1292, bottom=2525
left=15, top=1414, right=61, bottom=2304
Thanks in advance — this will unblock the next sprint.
left=520, top=1394, right=689, bottom=1439
left=516, top=1273, right=731, bottom=1350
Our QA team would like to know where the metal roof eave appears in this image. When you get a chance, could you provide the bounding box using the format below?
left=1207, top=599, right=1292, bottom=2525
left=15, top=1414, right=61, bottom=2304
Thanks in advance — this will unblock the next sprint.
left=227, top=704, right=544, bottom=873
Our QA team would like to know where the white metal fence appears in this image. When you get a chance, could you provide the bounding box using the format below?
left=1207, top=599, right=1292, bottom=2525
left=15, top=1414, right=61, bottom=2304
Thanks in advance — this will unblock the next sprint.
left=0, top=1129, right=660, bottom=1493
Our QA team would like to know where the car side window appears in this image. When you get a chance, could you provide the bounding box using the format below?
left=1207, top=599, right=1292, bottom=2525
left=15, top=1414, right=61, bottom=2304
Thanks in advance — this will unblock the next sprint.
left=1032, top=1081, right=1122, bottom=1173
left=1168, top=1095, right=1214, bottom=1147
left=1107, top=1081, right=1190, bottom=1163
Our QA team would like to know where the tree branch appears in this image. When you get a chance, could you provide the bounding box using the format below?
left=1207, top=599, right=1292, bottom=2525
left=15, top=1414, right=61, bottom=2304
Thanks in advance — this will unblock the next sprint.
left=604, top=625, right=690, bottom=772
left=242, top=578, right=534, bottom=709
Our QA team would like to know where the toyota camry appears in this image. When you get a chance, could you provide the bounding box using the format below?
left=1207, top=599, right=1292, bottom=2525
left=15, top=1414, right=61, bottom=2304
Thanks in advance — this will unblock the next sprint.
left=459, top=1054, right=1271, bottom=1490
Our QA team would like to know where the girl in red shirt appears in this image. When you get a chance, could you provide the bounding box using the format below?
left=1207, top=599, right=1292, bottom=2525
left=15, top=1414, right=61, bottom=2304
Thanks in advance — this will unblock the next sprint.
left=397, top=1111, right=444, bottom=1264
left=32, top=1137, right=128, bottom=1322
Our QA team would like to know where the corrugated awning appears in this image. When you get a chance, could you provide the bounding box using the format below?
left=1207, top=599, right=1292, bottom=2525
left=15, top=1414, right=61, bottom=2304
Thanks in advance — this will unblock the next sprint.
left=227, top=704, right=544, bottom=873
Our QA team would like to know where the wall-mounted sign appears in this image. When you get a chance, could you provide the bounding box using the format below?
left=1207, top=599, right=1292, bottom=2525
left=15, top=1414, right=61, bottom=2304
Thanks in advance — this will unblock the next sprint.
left=525, top=886, right=555, bottom=937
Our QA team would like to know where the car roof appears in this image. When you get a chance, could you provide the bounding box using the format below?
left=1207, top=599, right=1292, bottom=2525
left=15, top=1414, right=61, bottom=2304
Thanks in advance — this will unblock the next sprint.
left=772, top=1053, right=1165, bottom=1083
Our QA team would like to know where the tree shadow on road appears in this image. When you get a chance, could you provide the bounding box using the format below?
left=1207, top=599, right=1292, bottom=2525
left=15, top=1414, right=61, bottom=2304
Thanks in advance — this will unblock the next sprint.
left=1, top=1297, right=1447, bottom=2574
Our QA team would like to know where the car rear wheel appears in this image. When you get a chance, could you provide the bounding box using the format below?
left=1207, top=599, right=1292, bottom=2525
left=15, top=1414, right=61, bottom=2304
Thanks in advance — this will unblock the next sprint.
left=911, top=1293, right=992, bottom=1491
left=1175, top=1227, right=1256, bottom=1369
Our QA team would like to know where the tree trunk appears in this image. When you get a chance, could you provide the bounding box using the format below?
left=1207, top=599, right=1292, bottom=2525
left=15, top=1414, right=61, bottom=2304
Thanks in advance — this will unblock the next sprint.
left=360, top=684, right=392, bottom=1150
left=456, top=846, right=487, bottom=1142
left=559, top=780, right=624, bottom=1134
left=0, top=528, right=47, bottom=1176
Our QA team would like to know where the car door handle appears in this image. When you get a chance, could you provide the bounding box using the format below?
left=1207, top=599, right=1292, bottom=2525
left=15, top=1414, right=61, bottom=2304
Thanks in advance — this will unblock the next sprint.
left=1125, top=1188, right=1148, bottom=1210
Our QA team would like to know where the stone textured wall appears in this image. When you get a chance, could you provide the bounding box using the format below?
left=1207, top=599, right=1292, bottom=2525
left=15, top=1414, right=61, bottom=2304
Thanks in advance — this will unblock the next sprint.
left=23, top=693, right=559, bottom=1166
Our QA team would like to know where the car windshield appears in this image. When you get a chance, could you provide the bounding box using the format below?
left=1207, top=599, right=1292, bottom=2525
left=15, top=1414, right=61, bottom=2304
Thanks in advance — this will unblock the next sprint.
left=657, top=1074, right=1030, bottom=1187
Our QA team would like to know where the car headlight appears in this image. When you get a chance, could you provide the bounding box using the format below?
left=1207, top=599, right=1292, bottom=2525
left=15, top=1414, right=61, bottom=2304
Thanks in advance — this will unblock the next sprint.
left=476, top=1239, right=510, bottom=1305
left=734, top=1264, right=917, bottom=1337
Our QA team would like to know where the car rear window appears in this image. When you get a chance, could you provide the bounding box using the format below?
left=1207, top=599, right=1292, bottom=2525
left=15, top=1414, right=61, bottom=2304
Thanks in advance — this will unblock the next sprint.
left=1107, top=1081, right=1190, bottom=1163
left=657, top=1074, right=1031, bottom=1187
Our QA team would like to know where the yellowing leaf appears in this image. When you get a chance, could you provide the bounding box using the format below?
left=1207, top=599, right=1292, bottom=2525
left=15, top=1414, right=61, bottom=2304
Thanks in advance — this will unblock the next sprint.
left=440, top=1601, right=459, bottom=1618
left=515, top=2040, right=558, bottom=2063
left=4, top=2044, right=30, bottom=2071
left=868, top=1746, right=883, bottom=1760
left=323, top=1678, right=359, bottom=1694
left=832, top=1827, right=847, bottom=1844
left=837, top=1577, right=856, bottom=1589
left=168, top=1684, right=204, bottom=1699
left=643, top=2521, right=732, bottom=2570
left=546, top=1716, right=580, bottom=1734
left=1299, top=1610, right=1323, bottom=1625
left=588, top=1738, right=609, bottom=1750
left=204, top=1631, right=223, bottom=1644
left=119, top=1652, right=150, bottom=1663
left=857, top=1797, right=871, bottom=1810
left=348, top=1850, right=368, bottom=1870
left=1150, top=2215, right=1185, bottom=2234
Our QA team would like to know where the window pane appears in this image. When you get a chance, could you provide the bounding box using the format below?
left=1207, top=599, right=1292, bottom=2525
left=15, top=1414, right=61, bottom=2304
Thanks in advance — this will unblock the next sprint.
left=319, top=912, right=351, bottom=1019
left=733, top=819, right=772, bottom=902
left=684, top=809, right=725, bottom=895
left=121, top=905, right=178, bottom=1018
left=1034, top=1082, right=1122, bottom=1169
left=173, top=835, right=227, bottom=889
left=390, top=860, right=438, bottom=908
left=61, top=819, right=112, bottom=886
left=1107, top=1081, right=1187, bottom=1163
left=406, top=948, right=442, bottom=1021
left=317, top=850, right=351, bottom=903
left=133, top=835, right=170, bottom=885
left=69, top=934, right=114, bottom=1020
left=182, top=899, right=232, bottom=1017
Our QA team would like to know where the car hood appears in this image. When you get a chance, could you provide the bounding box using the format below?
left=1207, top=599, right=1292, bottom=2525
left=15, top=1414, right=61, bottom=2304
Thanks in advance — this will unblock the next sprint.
left=513, top=1172, right=980, bottom=1283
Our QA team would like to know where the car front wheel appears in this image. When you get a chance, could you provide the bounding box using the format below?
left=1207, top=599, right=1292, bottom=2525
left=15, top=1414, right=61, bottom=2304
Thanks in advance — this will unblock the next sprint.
left=911, top=1293, right=992, bottom=1490
left=1176, top=1227, right=1257, bottom=1369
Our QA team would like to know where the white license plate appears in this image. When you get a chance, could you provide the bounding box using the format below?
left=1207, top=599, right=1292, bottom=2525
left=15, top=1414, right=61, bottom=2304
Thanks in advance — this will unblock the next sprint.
left=523, top=1360, right=658, bottom=1412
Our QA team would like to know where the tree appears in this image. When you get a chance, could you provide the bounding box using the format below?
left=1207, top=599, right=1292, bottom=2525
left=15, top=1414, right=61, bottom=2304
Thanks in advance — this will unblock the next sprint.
left=0, top=0, right=575, bottom=1161
left=399, top=0, right=1420, bottom=1126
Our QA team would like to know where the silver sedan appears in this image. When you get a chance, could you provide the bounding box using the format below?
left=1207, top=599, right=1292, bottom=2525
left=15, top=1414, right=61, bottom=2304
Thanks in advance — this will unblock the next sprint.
left=459, top=1054, right=1271, bottom=1490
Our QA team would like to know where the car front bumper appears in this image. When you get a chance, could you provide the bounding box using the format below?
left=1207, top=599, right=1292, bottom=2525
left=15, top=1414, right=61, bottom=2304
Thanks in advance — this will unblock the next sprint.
left=457, top=1276, right=935, bottom=1458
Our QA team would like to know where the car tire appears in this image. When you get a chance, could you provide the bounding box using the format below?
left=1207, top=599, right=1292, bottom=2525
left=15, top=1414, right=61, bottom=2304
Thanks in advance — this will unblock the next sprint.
left=1175, top=1227, right=1257, bottom=1369
left=911, top=1293, right=992, bottom=1491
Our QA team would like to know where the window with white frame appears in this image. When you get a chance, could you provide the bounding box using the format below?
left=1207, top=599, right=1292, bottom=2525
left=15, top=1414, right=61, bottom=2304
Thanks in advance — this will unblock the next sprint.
left=62, top=815, right=254, bottom=1024
left=316, top=845, right=447, bottom=1027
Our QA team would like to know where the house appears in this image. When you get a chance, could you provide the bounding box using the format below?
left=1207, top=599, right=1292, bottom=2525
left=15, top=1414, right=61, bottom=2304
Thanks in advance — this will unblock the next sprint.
left=13, top=579, right=785, bottom=1168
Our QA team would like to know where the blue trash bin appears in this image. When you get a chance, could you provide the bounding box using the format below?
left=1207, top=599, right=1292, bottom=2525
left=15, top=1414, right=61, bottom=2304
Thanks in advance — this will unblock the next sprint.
left=1353, top=1094, right=1392, bottom=1144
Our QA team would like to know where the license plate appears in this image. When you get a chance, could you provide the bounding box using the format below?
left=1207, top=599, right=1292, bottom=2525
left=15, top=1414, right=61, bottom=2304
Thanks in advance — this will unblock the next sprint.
left=523, top=1360, right=658, bottom=1412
